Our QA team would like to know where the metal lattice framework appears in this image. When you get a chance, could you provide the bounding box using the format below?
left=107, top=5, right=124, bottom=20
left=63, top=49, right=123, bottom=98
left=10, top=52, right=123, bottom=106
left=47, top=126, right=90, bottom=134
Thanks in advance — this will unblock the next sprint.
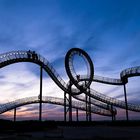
left=65, top=48, right=140, bottom=112
left=0, top=49, right=140, bottom=120
left=0, top=96, right=112, bottom=116
left=0, top=50, right=114, bottom=117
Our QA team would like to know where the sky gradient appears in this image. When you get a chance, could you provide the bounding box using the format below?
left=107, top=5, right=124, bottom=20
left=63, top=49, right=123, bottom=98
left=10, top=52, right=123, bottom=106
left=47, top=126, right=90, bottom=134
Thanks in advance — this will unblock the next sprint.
left=0, top=0, right=140, bottom=120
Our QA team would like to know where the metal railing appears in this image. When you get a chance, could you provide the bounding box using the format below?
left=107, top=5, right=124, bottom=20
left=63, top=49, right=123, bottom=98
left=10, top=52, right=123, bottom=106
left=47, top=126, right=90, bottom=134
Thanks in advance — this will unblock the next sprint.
left=0, top=51, right=140, bottom=113
left=0, top=96, right=112, bottom=116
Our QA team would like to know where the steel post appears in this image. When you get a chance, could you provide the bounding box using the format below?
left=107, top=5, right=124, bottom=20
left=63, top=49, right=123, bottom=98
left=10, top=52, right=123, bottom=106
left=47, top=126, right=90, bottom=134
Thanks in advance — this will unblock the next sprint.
left=111, top=105, right=114, bottom=121
left=39, top=66, right=43, bottom=121
left=14, top=108, right=16, bottom=122
left=124, top=84, right=129, bottom=121
left=76, top=108, right=79, bottom=122
left=64, top=92, right=67, bottom=122
left=68, top=81, right=72, bottom=122
left=69, top=93, right=72, bottom=122
left=88, top=90, right=92, bottom=121
left=85, top=94, right=88, bottom=121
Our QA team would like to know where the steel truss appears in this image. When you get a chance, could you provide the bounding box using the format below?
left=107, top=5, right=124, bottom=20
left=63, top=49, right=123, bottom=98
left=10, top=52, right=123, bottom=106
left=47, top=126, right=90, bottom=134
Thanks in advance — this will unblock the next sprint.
left=0, top=49, right=140, bottom=121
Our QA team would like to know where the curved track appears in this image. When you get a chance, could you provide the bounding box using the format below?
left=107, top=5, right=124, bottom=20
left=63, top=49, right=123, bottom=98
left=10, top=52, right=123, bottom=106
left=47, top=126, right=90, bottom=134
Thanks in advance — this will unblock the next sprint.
left=66, top=80, right=116, bottom=112
left=65, top=48, right=94, bottom=93
left=76, top=72, right=140, bottom=111
left=0, top=50, right=115, bottom=115
left=0, top=96, right=112, bottom=116
left=0, top=50, right=140, bottom=113
left=65, top=48, right=140, bottom=112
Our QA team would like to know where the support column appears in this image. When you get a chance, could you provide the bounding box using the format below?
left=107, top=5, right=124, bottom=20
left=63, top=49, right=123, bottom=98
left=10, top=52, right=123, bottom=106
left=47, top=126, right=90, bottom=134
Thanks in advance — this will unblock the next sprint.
left=88, top=90, right=92, bottom=122
left=111, top=104, right=114, bottom=121
left=39, top=66, right=43, bottom=121
left=69, top=93, right=72, bottom=122
left=85, top=89, right=92, bottom=122
left=76, top=108, right=79, bottom=122
left=85, top=94, right=88, bottom=121
left=14, top=108, right=16, bottom=122
left=124, top=84, right=129, bottom=121
left=64, top=91, right=72, bottom=122
left=64, top=92, right=67, bottom=122
left=68, top=82, right=72, bottom=122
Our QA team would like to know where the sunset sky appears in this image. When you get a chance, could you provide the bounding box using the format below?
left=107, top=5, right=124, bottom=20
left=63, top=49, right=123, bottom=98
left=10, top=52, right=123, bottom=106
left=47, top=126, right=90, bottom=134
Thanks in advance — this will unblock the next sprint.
left=0, top=0, right=140, bottom=121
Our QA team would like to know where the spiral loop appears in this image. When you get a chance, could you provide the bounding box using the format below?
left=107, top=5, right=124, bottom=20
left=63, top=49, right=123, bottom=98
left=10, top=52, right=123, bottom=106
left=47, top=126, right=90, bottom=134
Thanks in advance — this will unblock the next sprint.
left=65, top=48, right=94, bottom=95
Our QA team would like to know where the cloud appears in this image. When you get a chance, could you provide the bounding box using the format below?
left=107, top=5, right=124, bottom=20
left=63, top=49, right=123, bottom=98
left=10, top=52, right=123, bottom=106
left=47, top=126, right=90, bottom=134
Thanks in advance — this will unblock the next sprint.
left=0, top=0, right=140, bottom=120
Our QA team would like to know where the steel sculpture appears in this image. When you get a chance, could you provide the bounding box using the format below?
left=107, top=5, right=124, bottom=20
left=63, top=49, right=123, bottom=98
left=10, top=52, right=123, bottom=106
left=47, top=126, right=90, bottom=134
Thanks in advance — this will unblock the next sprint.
left=0, top=49, right=140, bottom=121
left=65, top=48, right=94, bottom=94
left=65, top=48, right=94, bottom=121
left=0, top=96, right=113, bottom=121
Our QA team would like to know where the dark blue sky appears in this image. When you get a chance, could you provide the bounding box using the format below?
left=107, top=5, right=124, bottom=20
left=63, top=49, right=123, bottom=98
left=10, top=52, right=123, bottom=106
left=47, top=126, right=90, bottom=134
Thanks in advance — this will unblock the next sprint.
left=0, top=0, right=140, bottom=120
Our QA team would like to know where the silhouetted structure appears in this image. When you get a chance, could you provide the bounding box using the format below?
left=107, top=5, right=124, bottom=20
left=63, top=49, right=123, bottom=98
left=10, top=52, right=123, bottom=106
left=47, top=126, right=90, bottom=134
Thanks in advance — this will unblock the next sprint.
left=0, top=48, right=140, bottom=121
